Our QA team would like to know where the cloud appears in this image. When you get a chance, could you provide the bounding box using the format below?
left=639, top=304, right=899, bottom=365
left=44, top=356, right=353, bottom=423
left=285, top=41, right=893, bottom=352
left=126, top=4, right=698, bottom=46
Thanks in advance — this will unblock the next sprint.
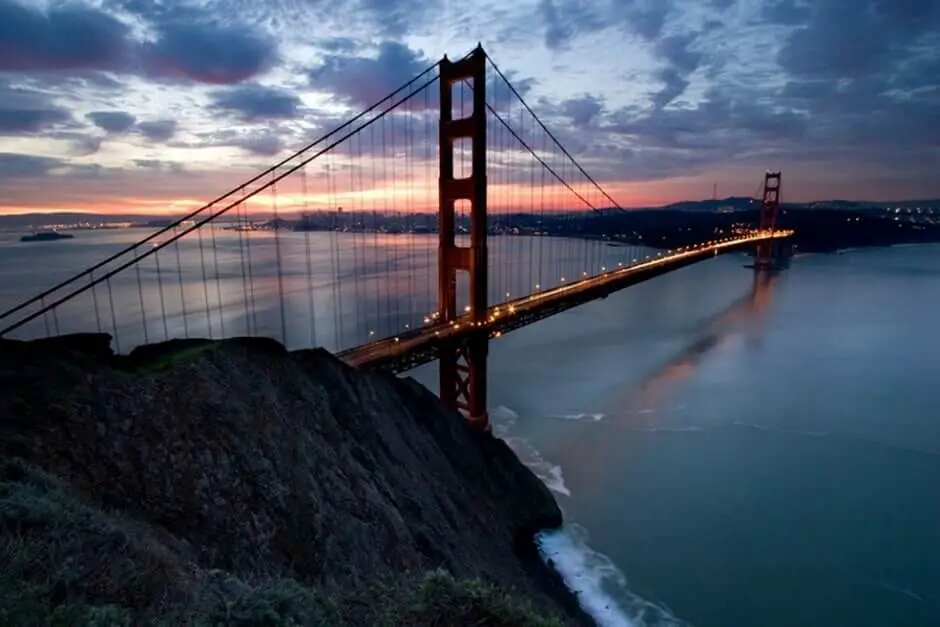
left=0, top=107, right=71, bottom=135
left=538, top=0, right=604, bottom=50
left=0, top=80, right=72, bottom=134
left=235, top=133, right=284, bottom=156
left=0, top=0, right=277, bottom=85
left=0, top=0, right=938, bottom=209
left=560, top=95, right=603, bottom=128
left=776, top=0, right=940, bottom=81
left=87, top=111, right=137, bottom=133
left=169, top=126, right=289, bottom=157
left=141, top=22, right=278, bottom=85
left=309, top=41, right=433, bottom=108
left=68, top=135, right=104, bottom=157
left=132, top=159, right=186, bottom=173
left=0, top=0, right=131, bottom=72
left=210, top=84, right=302, bottom=120
left=137, top=120, right=178, bottom=142
left=0, top=152, right=63, bottom=178
left=358, top=0, right=443, bottom=38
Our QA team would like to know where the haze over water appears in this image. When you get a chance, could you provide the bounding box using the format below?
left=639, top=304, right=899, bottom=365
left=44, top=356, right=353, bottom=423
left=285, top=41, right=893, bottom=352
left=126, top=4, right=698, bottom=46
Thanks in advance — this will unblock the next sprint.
left=2, top=231, right=938, bottom=626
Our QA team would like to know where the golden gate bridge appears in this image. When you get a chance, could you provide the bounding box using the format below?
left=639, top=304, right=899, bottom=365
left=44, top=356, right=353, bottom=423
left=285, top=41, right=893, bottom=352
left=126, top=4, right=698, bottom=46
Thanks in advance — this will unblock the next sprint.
left=0, top=46, right=793, bottom=431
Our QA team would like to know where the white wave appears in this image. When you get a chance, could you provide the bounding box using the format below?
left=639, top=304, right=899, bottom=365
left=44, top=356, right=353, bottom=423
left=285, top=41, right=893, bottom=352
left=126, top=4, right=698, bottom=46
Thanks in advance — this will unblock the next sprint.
left=491, top=404, right=690, bottom=627
left=731, top=421, right=830, bottom=438
left=875, top=580, right=926, bottom=602
left=890, top=242, right=931, bottom=249
left=629, top=426, right=704, bottom=433
left=550, top=412, right=606, bottom=422
left=536, top=524, right=689, bottom=627
left=503, top=434, right=571, bottom=497
left=630, top=404, right=688, bottom=415
left=491, top=405, right=571, bottom=497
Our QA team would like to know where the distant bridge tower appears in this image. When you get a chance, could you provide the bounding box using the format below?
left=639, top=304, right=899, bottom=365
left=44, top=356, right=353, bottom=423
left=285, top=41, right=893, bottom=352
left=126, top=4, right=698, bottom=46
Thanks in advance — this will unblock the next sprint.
left=438, top=45, right=489, bottom=431
left=755, top=171, right=782, bottom=270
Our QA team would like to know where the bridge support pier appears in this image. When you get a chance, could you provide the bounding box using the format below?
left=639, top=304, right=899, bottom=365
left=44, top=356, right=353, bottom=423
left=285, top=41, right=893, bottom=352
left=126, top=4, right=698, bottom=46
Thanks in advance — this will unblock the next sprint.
left=437, top=45, right=490, bottom=431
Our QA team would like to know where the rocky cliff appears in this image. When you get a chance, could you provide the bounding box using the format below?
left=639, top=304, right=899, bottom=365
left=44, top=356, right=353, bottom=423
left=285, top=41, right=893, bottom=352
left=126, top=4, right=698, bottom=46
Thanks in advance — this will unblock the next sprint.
left=0, top=334, right=589, bottom=625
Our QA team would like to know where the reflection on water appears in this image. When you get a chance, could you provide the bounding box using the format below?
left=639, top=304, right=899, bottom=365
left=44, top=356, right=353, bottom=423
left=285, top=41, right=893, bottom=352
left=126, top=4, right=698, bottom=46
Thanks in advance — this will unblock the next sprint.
left=468, top=246, right=940, bottom=627
left=625, top=269, right=776, bottom=415
left=0, top=229, right=654, bottom=354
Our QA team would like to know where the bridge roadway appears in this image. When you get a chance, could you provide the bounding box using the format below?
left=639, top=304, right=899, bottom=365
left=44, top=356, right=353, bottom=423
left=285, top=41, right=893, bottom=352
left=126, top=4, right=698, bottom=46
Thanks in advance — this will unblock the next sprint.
left=339, top=231, right=792, bottom=373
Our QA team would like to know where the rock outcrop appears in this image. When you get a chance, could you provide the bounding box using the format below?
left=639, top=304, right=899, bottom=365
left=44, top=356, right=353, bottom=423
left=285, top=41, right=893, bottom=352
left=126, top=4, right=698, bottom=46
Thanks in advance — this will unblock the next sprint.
left=0, top=334, right=589, bottom=625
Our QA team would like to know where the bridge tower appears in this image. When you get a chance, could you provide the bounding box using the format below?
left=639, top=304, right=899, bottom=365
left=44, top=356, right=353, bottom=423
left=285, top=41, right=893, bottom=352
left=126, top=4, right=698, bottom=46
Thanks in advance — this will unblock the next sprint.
left=437, top=45, right=489, bottom=431
left=755, top=171, right=782, bottom=270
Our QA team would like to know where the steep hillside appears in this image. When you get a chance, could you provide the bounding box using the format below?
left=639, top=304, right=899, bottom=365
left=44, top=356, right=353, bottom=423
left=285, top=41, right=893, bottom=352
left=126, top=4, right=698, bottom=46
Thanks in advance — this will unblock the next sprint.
left=0, top=334, right=589, bottom=626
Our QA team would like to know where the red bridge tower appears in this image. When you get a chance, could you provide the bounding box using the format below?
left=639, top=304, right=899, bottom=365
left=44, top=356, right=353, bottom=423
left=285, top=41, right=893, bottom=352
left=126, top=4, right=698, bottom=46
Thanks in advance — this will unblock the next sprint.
left=437, top=46, right=490, bottom=431
left=755, top=171, right=782, bottom=270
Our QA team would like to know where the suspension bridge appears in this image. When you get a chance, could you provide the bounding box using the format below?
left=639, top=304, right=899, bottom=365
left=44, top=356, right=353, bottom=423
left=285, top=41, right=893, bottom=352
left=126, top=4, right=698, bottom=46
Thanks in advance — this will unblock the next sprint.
left=0, top=45, right=792, bottom=431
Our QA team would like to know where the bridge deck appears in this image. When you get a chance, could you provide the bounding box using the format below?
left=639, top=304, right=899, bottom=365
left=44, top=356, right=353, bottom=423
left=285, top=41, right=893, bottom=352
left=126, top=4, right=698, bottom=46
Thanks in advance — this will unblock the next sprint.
left=339, top=232, right=791, bottom=373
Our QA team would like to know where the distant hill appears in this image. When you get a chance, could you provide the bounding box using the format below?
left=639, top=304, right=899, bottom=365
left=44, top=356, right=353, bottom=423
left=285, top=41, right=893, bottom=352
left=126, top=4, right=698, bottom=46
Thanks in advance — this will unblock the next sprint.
left=659, top=197, right=760, bottom=212
left=2, top=197, right=939, bottom=228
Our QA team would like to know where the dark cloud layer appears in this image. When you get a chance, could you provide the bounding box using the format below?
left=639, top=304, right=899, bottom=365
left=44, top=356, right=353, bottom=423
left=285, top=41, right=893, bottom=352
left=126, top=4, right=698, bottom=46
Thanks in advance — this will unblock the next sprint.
left=0, top=152, right=63, bottom=178
left=0, top=80, right=72, bottom=134
left=0, top=0, right=937, bottom=205
left=87, top=111, right=137, bottom=133
left=137, top=120, right=178, bottom=142
left=0, top=0, right=276, bottom=85
left=309, top=41, right=433, bottom=108
left=527, top=0, right=939, bottom=189
left=141, top=23, right=277, bottom=85
left=210, top=84, right=303, bottom=120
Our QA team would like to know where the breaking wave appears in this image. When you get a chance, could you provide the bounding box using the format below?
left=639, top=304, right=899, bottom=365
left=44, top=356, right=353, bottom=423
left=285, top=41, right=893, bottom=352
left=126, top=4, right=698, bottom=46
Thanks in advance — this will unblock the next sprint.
left=490, top=405, right=690, bottom=626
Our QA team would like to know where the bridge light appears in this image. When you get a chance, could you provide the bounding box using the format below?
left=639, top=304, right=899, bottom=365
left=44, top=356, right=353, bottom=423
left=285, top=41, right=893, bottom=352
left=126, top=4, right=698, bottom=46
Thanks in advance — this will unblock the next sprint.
left=394, top=337, right=400, bottom=342
left=601, top=266, right=606, bottom=271
left=369, top=330, right=375, bottom=336
left=535, top=284, right=540, bottom=289
left=464, top=305, right=471, bottom=312
left=405, top=324, right=410, bottom=329
left=506, top=292, right=511, bottom=298
left=561, top=277, right=566, bottom=282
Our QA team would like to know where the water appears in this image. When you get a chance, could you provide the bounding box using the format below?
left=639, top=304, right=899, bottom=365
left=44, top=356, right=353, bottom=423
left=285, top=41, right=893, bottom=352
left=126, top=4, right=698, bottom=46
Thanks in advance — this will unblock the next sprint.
left=0, top=228, right=648, bottom=353
left=411, top=244, right=940, bottom=626
left=2, top=231, right=938, bottom=626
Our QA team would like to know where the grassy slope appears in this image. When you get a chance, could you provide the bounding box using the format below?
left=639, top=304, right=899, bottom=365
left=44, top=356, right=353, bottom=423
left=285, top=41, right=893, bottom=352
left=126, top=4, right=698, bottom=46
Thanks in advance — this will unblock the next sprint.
left=1, top=447, right=564, bottom=627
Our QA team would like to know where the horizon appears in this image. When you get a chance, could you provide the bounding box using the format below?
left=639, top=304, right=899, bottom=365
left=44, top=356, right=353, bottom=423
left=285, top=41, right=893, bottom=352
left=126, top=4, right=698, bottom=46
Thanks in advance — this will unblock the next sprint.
left=1, top=1, right=938, bottom=215
left=1, top=193, right=936, bottom=221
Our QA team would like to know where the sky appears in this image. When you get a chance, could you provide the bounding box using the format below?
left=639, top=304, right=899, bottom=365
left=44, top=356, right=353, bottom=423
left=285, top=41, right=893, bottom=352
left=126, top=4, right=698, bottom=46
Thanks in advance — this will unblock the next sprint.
left=0, top=0, right=938, bottom=215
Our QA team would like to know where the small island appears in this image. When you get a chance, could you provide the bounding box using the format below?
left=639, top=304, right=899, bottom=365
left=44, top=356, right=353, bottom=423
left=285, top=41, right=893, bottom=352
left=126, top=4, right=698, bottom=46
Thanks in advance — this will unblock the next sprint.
left=19, top=230, right=74, bottom=243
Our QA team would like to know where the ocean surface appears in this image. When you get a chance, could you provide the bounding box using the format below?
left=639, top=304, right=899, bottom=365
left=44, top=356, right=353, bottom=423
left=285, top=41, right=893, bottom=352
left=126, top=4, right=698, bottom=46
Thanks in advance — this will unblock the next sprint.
left=2, top=229, right=938, bottom=626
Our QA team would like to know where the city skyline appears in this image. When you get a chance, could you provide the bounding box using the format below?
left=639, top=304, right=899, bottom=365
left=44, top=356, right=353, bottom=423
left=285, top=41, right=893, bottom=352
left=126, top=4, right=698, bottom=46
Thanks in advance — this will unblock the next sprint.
left=1, top=0, right=938, bottom=216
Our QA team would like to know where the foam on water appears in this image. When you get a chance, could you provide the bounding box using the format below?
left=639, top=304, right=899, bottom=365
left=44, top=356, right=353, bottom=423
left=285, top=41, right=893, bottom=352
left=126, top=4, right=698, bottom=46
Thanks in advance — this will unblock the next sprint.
left=490, top=405, right=689, bottom=627
left=731, top=420, right=830, bottom=437
left=536, top=525, right=689, bottom=627
left=628, top=426, right=704, bottom=433
left=550, top=412, right=607, bottom=422
left=491, top=405, right=571, bottom=496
